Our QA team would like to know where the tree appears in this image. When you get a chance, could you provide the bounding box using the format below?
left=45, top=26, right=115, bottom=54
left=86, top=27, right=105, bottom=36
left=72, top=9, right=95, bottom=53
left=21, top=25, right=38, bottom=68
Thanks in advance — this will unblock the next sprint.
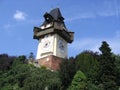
left=28, top=52, right=35, bottom=61
left=18, top=55, right=26, bottom=63
left=99, top=41, right=118, bottom=90
left=0, top=54, right=16, bottom=71
left=68, top=70, right=87, bottom=90
left=23, top=68, right=62, bottom=90
left=0, top=55, right=62, bottom=90
left=58, top=58, right=77, bottom=90
left=114, top=54, right=120, bottom=86
left=76, top=51, right=99, bottom=84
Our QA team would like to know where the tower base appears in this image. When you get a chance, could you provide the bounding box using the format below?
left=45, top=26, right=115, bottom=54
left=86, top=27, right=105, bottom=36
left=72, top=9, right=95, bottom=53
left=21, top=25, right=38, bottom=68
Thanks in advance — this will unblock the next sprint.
left=37, top=55, right=63, bottom=71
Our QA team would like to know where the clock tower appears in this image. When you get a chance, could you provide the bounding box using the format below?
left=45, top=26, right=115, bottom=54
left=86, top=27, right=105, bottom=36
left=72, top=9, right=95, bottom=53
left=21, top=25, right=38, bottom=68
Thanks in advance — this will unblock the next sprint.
left=33, top=8, right=74, bottom=71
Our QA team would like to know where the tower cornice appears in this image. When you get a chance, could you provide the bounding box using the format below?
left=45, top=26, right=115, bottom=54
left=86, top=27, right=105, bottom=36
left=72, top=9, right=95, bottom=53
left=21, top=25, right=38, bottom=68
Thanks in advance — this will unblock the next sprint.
left=33, top=26, right=74, bottom=43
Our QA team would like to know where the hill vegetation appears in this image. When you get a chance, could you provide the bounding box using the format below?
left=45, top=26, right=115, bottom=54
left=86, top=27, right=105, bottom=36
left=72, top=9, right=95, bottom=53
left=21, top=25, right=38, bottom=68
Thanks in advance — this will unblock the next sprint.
left=0, top=41, right=120, bottom=90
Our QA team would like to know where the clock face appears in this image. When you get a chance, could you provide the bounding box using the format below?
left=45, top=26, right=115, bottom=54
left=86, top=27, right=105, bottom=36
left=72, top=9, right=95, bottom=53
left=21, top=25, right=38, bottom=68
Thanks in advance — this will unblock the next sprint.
left=58, top=40, right=65, bottom=52
left=42, top=40, right=51, bottom=49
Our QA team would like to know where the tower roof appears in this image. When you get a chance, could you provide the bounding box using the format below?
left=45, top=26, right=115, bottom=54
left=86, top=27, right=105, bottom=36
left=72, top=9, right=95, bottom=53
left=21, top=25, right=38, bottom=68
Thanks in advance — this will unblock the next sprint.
left=48, top=8, right=64, bottom=21
left=42, top=8, right=64, bottom=26
left=33, top=8, right=74, bottom=43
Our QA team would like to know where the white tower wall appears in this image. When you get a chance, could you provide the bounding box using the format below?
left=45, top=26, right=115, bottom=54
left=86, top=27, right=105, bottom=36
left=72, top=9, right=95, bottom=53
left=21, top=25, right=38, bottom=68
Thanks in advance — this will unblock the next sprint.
left=36, top=34, right=68, bottom=60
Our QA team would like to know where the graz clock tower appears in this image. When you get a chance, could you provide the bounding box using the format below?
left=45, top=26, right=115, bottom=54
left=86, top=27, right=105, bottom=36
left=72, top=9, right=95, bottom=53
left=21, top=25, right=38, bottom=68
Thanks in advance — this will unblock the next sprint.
left=33, top=8, right=74, bottom=71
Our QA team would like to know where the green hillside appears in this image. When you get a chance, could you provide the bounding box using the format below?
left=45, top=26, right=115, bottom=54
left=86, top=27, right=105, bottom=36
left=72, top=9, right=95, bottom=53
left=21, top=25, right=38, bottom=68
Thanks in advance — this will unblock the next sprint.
left=0, top=41, right=120, bottom=90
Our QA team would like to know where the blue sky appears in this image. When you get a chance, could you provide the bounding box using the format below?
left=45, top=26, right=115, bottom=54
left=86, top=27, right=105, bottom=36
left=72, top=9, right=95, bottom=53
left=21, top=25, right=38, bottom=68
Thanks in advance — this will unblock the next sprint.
left=0, top=0, right=120, bottom=57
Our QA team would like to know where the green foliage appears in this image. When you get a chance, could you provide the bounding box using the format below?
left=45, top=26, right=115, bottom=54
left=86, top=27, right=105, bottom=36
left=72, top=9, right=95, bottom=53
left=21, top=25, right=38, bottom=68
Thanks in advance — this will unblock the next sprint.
left=58, top=58, right=76, bottom=90
left=68, top=71, right=87, bottom=90
left=41, top=65, right=47, bottom=69
left=0, top=54, right=16, bottom=71
left=0, top=41, right=120, bottom=90
left=18, top=55, right=26, bottom=63
left=23, top=68, right=61, bottom=90
left=87, top=82, right=104, bottom=90
left=0, top=55, right=62, bottom=90
left=98, top=41, right=118, bottom=90
left=76, top=51, right=99, bottom=83
left=28, top=52, right=35, bottom=63
left=114, top=54, right=120, bottom=87
left=28, top=52, right=34, bottom=59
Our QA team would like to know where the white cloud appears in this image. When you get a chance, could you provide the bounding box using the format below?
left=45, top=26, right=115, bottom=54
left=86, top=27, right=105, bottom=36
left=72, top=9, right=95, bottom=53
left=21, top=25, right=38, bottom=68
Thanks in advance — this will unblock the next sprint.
left=69, top=34, right=120, bottom=56
left=66, top=13, right=96, bottom=22
left=66, top=0, right=119, bottom=22
left=13, top=10, right=27, bottom=21
left=69, top=38, right=101, bottom=54
left=66, top=10, right=116, bottom=22
left=97, top=0, right=116, bottom=16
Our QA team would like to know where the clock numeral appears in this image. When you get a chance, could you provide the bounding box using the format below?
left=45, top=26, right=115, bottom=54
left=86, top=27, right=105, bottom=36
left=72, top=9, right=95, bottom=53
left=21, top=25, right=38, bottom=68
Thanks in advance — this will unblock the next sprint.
left=42, top=40, right=51, bottom=49
left=58, top=40, right=65, bottom=52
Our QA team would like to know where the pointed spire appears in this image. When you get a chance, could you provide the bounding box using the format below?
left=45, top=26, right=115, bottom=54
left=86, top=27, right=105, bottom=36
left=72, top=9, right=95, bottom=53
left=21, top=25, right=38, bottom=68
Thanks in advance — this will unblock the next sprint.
left=49, top=8, right=64, bottom=21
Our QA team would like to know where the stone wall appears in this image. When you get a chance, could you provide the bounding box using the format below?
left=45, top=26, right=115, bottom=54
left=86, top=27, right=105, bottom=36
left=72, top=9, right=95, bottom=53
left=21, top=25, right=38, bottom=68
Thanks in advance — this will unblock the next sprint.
left=37, top=55, right=63, bottom=71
